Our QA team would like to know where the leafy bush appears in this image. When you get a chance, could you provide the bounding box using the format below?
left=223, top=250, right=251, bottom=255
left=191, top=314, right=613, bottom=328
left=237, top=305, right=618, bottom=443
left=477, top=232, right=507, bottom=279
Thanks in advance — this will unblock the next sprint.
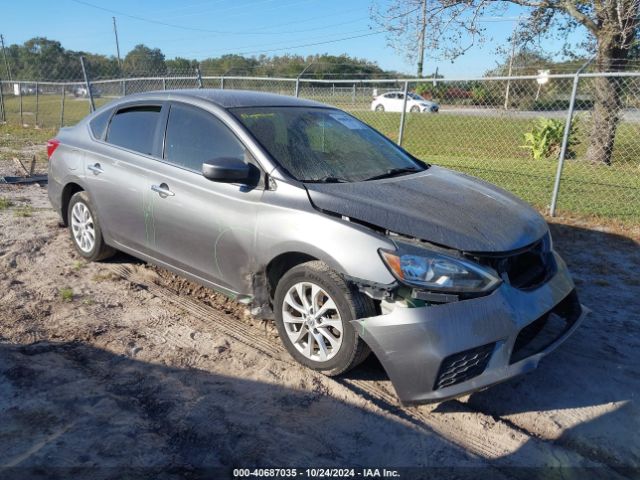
left=522, top=118, right=579, bottom=161
left=469, top=85, right=502, bottom=106
left=415, top=83, right=446, bottom=100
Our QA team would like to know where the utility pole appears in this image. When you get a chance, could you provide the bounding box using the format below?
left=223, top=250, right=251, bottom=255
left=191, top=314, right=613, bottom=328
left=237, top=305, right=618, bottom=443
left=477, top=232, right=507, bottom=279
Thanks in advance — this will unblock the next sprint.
left=112, top=17, right=122, bottom=69
left=416, top=0, right=427, bottom=78
left=503, top=22, right=518, bottom=110
left=0, top=34, right=12, bottom=81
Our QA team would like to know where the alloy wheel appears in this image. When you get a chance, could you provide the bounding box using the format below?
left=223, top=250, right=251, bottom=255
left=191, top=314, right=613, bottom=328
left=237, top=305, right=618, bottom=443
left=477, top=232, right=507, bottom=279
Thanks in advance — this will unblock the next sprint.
left=71, top=202, right=96, bottom=253
left=282, top=281, right=344, bottom=362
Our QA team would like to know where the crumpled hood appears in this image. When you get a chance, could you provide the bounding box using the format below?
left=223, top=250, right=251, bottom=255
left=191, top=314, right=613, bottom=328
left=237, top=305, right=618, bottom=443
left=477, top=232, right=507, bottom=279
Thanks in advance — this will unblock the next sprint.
left=304, top=166, right=548, bottom=252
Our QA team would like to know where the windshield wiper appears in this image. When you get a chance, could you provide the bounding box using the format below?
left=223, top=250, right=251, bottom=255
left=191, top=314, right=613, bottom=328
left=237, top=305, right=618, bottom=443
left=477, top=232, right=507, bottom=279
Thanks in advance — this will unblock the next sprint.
left=303, top=176, right=349, bottom=184
left=364, top=167, right=422, bottom=181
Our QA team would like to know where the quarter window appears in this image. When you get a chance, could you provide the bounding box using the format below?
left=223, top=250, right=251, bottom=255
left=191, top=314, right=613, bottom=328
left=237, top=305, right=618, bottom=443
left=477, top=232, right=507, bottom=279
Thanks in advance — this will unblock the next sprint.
left=106, top=105, right=161, bottom=155
left=164, top=103, right=245, bottom=172
left=89, top=109, right=112, bottom=140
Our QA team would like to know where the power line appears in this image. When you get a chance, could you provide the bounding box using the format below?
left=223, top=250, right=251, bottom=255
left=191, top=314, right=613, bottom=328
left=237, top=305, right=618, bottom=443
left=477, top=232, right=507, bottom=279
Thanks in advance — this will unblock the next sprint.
left=69, top=0, right=351, bottom=36
left=227, top=30, right=386, bottom=56
left=163, top=26, right=382, bottom=59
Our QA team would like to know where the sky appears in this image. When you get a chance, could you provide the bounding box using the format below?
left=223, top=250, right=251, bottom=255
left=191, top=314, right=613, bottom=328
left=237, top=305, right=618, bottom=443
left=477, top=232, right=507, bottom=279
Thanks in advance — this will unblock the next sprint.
left=0, top=0, right=588, bottom=77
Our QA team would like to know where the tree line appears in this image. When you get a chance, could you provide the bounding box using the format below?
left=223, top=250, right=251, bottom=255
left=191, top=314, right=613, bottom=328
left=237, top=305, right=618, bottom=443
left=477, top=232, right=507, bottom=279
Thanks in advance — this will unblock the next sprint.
left=0, top=38, right=394, bottom=81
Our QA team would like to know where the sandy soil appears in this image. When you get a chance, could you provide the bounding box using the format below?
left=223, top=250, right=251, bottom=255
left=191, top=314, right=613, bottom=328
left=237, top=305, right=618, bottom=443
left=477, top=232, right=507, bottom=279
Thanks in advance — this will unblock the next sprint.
left=1, top=168, right=639, bottom=478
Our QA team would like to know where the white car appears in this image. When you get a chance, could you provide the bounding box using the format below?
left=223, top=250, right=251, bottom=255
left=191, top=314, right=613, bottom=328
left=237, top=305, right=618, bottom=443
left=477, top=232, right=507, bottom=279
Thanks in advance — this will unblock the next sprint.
left=371, top=91, right=439, bottom=113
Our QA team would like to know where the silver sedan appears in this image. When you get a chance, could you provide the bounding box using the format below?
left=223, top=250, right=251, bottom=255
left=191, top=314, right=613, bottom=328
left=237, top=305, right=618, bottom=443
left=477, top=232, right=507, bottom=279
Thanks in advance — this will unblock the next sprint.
left=47, top=90, right=585, bottom=404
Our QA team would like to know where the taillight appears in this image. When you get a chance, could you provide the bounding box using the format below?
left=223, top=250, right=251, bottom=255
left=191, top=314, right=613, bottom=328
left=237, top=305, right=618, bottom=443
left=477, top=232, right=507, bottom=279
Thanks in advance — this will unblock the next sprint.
left=46, top=139, right=60, bottom=159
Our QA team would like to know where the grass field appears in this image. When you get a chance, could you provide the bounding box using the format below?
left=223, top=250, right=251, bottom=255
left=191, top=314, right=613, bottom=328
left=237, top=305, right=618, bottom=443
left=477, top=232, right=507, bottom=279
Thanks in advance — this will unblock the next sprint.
left=352, top=111, right=640, bottom=222
left=2, top=94, right=638, bottom=223
left=0, top=93, right=112, bottom=128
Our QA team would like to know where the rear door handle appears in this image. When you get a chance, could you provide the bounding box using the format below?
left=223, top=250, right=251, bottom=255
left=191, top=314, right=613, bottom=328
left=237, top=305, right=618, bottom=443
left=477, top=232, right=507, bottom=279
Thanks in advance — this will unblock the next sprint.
left=151, top=183, right=175, bottom=197
left=87, top=163, right=103, bottom=175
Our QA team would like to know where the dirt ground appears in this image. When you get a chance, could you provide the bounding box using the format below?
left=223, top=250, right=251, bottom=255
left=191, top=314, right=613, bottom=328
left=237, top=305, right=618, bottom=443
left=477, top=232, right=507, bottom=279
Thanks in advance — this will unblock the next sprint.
left=1, top=156, right=639, bottom=478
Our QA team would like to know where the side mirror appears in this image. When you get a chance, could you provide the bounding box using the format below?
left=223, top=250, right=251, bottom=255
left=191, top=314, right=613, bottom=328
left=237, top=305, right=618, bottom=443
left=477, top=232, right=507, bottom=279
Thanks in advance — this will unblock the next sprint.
left=202, top=157, right=251, bottom=183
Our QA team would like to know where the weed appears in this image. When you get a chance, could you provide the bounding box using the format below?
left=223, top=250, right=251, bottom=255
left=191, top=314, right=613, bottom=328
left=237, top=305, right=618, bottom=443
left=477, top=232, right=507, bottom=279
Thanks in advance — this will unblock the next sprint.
left=14, top=205, right=33, bottom=218
left=59, top=287, right=74, bottom=302
left=0, top=197, right=14, bottom=210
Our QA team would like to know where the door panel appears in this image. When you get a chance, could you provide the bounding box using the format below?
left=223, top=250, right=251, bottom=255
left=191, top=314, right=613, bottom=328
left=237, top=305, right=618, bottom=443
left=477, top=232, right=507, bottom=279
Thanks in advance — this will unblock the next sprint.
left=84, top=103, right=165, bottom=253
left=147, top=102, right=263, bottom=294
left=84, top=147, right=153, bottom=252
left=146, top=162, right=262, bottom=293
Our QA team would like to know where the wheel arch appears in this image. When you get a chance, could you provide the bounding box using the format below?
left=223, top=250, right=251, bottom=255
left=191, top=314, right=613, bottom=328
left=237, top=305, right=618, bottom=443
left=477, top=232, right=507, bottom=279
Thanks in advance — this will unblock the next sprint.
left=60, top=181, right=86, bottom=226
left=264, top=251, right=319, bottom=301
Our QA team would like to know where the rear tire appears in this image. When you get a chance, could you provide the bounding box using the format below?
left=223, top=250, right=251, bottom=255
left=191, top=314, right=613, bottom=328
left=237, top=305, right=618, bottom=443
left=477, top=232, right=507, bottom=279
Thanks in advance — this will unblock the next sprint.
left=375, top=104, right=385, bottom=112
left=410, top=105, right=420, bottom=113
left=67, top=191, right=115, bottom=262
left=274, top=261, right=375, bottom=376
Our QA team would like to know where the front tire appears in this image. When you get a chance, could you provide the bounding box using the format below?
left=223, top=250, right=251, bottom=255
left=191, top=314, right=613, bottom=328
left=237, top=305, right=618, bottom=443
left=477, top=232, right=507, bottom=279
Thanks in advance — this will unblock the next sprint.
left=68, top=191, right=115, bottom=262
left=274, top=261, right=375, bottom=376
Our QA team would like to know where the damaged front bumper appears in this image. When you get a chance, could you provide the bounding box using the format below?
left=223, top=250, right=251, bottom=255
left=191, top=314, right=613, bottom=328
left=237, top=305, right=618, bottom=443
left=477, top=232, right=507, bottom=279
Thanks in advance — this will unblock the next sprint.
left=351, top=252, right=587, bottom=405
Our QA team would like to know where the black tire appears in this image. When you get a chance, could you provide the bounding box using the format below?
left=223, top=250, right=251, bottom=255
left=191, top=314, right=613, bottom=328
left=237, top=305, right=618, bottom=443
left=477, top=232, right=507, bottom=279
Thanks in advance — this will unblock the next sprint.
left=410, top=105, right=420, bottom=113
left=375, top=104, right=385, bottom=112
left=67, top=191, right=115, bottom=262
left=273, top=261, right=375, bottom=376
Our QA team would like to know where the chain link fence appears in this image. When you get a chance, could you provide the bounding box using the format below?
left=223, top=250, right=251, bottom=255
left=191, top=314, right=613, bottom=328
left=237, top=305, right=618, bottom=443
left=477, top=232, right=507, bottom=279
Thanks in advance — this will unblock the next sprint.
left=1, top=64, right=638, bottom=224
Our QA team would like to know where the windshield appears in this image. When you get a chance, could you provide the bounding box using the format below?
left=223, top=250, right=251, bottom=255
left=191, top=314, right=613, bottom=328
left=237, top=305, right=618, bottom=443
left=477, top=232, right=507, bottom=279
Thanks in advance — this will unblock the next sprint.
left=232, top=107, right=425, bottom=183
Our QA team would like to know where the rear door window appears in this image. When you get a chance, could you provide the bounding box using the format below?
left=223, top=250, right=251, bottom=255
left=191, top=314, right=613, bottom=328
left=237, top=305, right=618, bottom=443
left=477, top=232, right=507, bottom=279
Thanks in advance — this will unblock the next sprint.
left=164, top=103, right=245, bottom=172
left=106, top=105, right=162, bottom=155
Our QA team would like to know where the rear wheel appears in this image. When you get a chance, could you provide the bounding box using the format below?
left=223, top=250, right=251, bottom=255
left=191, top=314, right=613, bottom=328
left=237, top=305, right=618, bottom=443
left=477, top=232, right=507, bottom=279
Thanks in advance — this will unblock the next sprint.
left=410, top=105, right=421, bottom=113
left=375, top=104, right=385, bottom=112
left=68, top=191, right=115, bottom=262
left=274, top=261, right=375, bottom=376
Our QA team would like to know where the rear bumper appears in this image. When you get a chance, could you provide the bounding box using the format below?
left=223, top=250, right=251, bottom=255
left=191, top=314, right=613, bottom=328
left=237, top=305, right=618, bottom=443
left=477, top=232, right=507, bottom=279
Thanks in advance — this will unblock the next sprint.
left=351, top=252, right=586, bottom=404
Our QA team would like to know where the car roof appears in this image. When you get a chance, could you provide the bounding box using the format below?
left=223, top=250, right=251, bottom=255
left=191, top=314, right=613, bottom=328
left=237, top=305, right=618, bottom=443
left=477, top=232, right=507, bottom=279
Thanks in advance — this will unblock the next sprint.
left=117, top=89, right=327, bottom=109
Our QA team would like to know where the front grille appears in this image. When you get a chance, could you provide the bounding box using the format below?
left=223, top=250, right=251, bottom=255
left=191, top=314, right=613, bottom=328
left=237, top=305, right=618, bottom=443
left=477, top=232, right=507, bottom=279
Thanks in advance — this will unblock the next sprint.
left=434, top=343, right=496, bottom=390
left=510, top=290, right=582, bottom=364
left=471, top=234, right=556, bottom=291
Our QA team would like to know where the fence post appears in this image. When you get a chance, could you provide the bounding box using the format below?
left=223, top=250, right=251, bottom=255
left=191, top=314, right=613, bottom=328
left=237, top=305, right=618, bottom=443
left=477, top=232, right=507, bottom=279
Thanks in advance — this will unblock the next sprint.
left=80, top=56, right=95, bottom=112
left=196, top=66, right=203, bottom=89
left=60, top=85, right=65, bottom=128
left=162, top=77, right=167, bottom=90
left=352, top=83, right=356, bottom=105
left=19, top=82, right=23, bottom=125
left=397, top=81, right=409, bottom=146
left=35, top=81, right=39, bottom=126
left=549, top=58, right=593, bottom=216
left=220, top=76, right=224, bottom=89
left=295, top=78, right=300, bottom=98
left=122, top=79, right=126, bottom=96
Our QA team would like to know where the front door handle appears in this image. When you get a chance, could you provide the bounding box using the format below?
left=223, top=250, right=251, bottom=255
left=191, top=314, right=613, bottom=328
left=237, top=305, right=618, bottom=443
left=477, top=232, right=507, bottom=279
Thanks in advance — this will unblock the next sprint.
left=87, top=163, right=103, bottom=175
left=151, top=183, right=175, bottom=197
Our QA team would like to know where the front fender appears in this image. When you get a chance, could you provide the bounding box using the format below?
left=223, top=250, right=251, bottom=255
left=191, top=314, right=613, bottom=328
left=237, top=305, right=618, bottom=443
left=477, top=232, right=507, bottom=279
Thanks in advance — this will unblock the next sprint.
left=256, top=184, right=396, bottom=286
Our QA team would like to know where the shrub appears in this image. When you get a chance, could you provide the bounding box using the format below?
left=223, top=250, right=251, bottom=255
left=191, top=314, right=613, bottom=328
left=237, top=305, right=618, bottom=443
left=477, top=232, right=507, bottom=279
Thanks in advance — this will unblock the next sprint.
left=521, top=118, right=579, bottom=161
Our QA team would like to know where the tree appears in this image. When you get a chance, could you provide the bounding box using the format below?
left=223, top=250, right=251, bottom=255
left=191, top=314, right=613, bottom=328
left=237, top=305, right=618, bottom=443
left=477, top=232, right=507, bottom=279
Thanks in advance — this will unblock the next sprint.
left=165, top=57, right=197, bottom=75
left=199, top=54, right=260, bottom=76
left=123, top=44, right=166, bottom=76
left=371, top=0, right=429, bottom=77
left=508, top=0, right=639, bottom=165
left=371, top=0, right=640, bottom=165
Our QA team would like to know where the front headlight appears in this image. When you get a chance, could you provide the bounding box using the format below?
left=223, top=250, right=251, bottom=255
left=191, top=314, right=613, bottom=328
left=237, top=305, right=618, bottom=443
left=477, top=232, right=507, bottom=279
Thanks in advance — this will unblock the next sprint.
left=380, top=245, right=501, bottom=294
